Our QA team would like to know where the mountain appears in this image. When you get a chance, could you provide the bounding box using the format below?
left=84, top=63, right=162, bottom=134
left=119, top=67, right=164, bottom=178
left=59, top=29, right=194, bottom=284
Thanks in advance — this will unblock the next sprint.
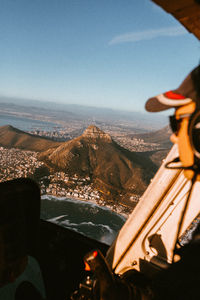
left=0, top=125, right=61, bottom=152
left=129, top=125, right=172, bottom=167
left=129, top=125, right=172, bottom=149
left=39, top=125, right=157, bottom=201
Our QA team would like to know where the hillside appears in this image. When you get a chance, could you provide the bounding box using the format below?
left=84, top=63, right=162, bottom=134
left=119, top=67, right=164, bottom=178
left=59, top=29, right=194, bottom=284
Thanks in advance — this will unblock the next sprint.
left=39, top=125, right=157, bottom=200
left=129, top=125, right=172, bottom=149
left=0, top=125, right=61, bottom=152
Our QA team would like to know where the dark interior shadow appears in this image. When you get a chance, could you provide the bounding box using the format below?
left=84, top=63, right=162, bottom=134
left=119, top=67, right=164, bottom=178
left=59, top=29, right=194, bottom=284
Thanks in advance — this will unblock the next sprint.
left=139, top=233, right=167, bottom=277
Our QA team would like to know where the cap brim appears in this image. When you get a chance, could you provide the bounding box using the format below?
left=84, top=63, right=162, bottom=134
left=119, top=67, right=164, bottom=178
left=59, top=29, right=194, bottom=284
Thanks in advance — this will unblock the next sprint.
left=145, top=95, right=171, bottom=112
left=145, top=93, right=192, bottom=112
left=145, top=66, right=198, bottom=112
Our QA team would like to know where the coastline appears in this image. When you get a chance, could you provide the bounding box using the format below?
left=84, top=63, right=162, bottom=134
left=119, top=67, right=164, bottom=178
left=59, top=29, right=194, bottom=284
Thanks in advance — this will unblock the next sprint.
left=41, top=193, right=131, bottom=219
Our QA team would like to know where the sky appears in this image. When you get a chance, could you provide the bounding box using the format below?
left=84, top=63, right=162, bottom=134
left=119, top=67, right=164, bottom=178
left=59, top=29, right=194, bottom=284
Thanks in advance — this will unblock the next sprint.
left=0, top=0, right=199, bottom=113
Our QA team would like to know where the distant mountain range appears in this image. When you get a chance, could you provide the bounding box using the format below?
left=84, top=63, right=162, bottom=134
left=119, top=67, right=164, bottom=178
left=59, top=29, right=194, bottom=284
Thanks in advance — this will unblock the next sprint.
left=0, top=125, right=61, bottom=152
left=129, top=125, right=172, bottom=149
left=129, top=125, right=172, bottom=167
left=0, top=96, right=168, bottom=130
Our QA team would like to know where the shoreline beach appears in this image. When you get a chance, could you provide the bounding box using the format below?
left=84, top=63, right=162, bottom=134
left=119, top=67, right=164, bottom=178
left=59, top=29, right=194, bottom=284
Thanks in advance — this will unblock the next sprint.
left=41, top=194, right=132, bottom=219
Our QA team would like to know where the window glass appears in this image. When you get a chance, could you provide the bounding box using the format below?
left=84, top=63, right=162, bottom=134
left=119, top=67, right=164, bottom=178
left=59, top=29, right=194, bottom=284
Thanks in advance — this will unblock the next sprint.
left=0, top=1, right=199, bottom=245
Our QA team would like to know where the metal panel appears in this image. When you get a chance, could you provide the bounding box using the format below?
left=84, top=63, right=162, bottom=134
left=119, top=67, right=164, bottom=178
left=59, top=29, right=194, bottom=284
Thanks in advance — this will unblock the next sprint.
left=107, top=145, right=200, bottom=276
left=152, top=0, right=200, bottom=40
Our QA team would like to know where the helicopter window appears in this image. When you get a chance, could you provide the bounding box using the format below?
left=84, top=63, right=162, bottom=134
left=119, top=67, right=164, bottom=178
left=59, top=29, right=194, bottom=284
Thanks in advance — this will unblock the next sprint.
left=0, top=1, right=199, bottom=246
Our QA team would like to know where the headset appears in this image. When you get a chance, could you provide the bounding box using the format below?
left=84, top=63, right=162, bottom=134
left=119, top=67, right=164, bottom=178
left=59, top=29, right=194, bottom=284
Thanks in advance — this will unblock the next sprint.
left=188, top=108, right=200, bottom=164
left=166, top=65, right=200, bottom=180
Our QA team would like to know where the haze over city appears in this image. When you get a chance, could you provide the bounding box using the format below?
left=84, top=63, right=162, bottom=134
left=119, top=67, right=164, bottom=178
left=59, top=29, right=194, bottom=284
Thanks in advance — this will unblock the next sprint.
left=1, top=0, right=199, bottom=112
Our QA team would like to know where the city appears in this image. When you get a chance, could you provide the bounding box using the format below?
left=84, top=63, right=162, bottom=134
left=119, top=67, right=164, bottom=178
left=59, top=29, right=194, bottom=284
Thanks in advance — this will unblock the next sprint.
left=0, top=146, right=134, bottom=215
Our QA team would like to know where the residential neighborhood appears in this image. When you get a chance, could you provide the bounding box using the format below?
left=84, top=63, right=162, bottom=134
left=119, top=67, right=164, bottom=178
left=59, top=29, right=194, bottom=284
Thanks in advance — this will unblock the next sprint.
left=0, top=146, right=135, bottom=215
left=0, top=146, right=100, bottom=199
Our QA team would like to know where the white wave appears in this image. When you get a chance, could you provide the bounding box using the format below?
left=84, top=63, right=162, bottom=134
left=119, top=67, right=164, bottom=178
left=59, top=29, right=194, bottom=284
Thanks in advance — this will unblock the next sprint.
left=49, top=218, right=79, bottom=228
left=50, top=218, right=114, bottom=233
left=41, top=195, right=54, bottom=201
left=48, top=215, right=117, bottom=245
left=47, top=215, right=68, bottom=222
left=48, top=216, right=115, bottom=234
left=78, top=221, right=114, bottom=233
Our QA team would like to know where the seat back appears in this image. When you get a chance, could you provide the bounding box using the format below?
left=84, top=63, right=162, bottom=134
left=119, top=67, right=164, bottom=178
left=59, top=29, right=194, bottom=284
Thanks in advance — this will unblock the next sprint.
left=0, top=178, right=42, bottom=294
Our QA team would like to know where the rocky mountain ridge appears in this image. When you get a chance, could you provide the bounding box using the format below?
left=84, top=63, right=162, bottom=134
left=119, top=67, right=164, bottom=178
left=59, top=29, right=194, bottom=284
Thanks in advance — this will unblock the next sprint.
left=39, top=125, right=157, bottom=201
left=82, top=125, right=112, bottom=141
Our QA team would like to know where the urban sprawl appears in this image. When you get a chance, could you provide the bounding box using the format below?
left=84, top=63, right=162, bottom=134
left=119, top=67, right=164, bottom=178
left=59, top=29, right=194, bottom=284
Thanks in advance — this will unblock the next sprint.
left=0, top=146, right=135, bottom=215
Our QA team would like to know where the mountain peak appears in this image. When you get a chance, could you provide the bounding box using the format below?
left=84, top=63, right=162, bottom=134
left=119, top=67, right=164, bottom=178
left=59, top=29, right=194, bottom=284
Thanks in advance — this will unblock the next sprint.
left=82, top=125, right=112, bottom=141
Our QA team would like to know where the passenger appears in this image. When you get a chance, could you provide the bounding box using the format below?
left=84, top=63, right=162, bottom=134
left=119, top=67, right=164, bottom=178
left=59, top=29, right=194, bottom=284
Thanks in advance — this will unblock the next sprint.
left=145, top=66, right=200, bottom=180
left=145, top=65, right=200, bottom=299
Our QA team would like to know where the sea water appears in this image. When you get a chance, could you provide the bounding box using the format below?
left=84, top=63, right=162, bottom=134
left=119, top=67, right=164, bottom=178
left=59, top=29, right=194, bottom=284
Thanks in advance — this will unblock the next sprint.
left=41, top=195, right=126, bottom=245
left=0, top=113, right=58, bottom=132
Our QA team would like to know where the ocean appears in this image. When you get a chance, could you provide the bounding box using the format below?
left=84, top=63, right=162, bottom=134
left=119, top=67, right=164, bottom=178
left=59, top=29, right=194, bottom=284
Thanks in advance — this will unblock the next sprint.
left=0, top=113, right=58, bottom=132
left=41, top=195, right=126, bottom=245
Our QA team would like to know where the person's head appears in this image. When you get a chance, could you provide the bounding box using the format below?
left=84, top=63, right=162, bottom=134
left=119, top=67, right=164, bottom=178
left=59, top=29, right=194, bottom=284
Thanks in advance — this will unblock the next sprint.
left=145, top=65, right=200, bottom=179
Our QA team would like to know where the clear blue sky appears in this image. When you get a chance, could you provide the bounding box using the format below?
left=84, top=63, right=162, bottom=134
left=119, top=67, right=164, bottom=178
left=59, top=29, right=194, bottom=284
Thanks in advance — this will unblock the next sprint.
left=0, top=0, right=199, bottom=112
